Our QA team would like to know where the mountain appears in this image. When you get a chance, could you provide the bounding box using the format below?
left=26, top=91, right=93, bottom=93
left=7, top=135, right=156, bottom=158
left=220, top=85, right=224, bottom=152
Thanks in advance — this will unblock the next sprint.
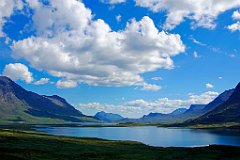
left=94, top=111, right=124, bottom=122
left=0, top=76, right=96, bottom=124
left=125, top=85, right=237, bottom=125
left=183, top=104, right=206, bottom=115
left=170, top=108, right=188, bottom=115
left=135, top=89, right=235, bottom=125
left=142, top=112, right=166, bottom=118
left=201, top=89, right=234, bottom=113
left=136, top=104, right=206, bottom=124
left=191, top=83, right=240, bottom=124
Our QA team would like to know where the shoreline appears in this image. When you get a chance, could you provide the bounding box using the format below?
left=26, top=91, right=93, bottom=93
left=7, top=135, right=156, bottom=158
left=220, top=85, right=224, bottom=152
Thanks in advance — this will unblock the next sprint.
left=1, top=121, right=240, bottom=130
left=1, top=129, right=240, bottom=160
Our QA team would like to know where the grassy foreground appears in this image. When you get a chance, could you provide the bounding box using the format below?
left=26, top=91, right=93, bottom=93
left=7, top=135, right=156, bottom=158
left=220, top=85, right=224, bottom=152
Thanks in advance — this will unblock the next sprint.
left=0, top=130, right=240, bottom=160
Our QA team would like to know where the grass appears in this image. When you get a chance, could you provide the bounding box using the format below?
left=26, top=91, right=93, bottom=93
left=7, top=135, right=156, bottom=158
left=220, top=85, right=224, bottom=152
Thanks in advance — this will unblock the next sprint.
left=187, top=122, right=240, bottom=129
left=0, top=129, right=240, bottom=160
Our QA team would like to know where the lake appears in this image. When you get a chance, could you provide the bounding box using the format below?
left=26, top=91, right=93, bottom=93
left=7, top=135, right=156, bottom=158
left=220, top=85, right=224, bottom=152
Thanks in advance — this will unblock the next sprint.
left=35, top=126, right=240, bottom=147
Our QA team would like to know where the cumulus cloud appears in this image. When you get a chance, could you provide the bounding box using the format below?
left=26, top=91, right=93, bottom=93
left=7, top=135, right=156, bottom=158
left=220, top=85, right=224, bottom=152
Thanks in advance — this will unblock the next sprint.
left=100, top=0, right=126, bottom=4
left=56, top=79, right=78, bottom=89
left=227, top=10, right=240, bottom=32
left=2, top=63, right=33, bottom=83
left=0, top=0, right=23, bottom=37
left=135, top=0, right=240, bottom=30
left=227, top=21, right=240, bottom=31
left=11, top=0, right=185, bottom=90
left=140, top=83, right=161, bottom=91
left=34, top=78, right=50, bottom=85
left=78, top=91, right=219, bottom=118
left=206, top=83, right=214, bottom=89
left=232, top=10, right=240, bottom=20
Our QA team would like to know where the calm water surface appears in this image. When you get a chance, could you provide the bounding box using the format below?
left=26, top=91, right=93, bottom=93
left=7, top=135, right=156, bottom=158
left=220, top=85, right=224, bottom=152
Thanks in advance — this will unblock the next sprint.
left=35, top=126, right=240, bottom=147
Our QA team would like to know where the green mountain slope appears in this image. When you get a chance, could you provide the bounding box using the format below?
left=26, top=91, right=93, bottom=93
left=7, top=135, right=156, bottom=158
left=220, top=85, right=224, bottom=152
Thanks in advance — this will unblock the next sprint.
left=0, top=76, right=96, bottom=124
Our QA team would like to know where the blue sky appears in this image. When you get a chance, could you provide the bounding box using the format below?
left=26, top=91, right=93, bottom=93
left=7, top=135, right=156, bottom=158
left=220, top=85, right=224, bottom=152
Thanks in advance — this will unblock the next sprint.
left=0, top=0, right=240, bottom=118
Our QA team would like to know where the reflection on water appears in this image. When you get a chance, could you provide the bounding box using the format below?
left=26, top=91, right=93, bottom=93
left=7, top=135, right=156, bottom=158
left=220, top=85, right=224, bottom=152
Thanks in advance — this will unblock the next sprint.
left=35, top=126, right=240, bottom=147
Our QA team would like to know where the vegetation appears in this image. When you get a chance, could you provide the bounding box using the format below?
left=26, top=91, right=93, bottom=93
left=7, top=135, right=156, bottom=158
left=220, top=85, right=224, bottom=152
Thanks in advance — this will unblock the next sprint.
left=187, top=122, right=240, bottom=129
left=1, top=129, right=240, bottom=160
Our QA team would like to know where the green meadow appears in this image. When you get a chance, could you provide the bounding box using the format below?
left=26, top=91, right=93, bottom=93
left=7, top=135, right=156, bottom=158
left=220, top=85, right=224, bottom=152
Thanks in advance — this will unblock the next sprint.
left=0, top=129, right=240, bottom=160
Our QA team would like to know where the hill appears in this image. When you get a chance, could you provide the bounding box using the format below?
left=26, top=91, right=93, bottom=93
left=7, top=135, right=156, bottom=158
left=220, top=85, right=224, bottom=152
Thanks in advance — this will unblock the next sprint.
left=191, top=83, right=240, bottom=124
left=94, top=111, right=124, bottom=122
left=0, top=76, right=96, bottom=124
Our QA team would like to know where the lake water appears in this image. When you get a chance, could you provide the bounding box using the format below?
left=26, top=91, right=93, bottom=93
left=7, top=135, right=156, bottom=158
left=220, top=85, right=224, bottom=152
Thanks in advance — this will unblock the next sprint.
left=35, top=126, right=240, bottom=147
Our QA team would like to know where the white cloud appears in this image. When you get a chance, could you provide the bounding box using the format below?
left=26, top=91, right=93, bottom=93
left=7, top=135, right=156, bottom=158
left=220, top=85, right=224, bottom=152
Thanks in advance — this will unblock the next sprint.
left=218, top=76, right=223, bottom=80
left=206, top=83, right=214, bottom=89
left=34, top=78, right=50, bottom=85
left=189, top=36, right=206, bottom=46
left=227, top=10, right=240, bottom=32
left=11, top=0, right=185, bottom=90
left=100, top=0, right=126, bottom=4
left=151, top=76, right=163, bottom=81
left=78, top=91, right=219, bottom=118
left=227, top=21, right=240, bottom=31
left=193, top=51, right=200, bottom=58
left=140, top=83, right=161, bottom=91
left=232, top=10, right=240, bottom=20
left=2, top=63, right=33, bottom=83
left=135, top=0, right=240, bottom=30
left=116, top=14, right=122, bottom=22
left=0, top=0, right=23, bottom=37
left=56, top=79, right=77, bottom=89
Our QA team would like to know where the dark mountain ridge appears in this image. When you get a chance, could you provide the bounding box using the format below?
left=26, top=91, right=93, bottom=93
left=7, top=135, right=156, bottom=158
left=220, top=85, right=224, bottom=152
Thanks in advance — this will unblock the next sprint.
left=191, top=83, right=240, bottom=124
left=0, top=76, right=95, bottom=123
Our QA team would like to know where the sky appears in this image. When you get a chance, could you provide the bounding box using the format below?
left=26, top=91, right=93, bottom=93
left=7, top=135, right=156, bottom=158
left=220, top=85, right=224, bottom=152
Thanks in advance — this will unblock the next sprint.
left=0, top=0, right=240, bottom=118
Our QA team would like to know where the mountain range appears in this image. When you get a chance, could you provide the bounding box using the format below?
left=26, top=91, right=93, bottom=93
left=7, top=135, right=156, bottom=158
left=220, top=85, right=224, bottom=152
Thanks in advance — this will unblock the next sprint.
left=0, top=76, right=240, bottom=126
left=190, top=83, right=240, bottom=124
left=0, top=76, right=96, bottom=124
left=132, top=83, right=238, bottom=125
left=110, top=84, right=238, bottom=125
left=130, top=87, right=237, bottom=125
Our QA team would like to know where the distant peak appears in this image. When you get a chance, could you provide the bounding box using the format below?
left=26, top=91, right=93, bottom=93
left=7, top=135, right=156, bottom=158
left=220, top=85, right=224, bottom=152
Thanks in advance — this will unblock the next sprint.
left=147, top=112, right=164, bottom=116
left=51, top=95, right=63, bottom=99
left=96, top=111, right=107, bottom=115
left=99, top=111, right=106, bottom=113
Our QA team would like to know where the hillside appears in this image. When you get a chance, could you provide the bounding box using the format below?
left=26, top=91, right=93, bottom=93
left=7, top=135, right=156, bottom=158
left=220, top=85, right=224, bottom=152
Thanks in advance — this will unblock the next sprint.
left=1, top=130, right=240, bottom=160
left=190, top=83, right=240, bottom=124
left=135, top=88, right=236, bottom=125
left=0, top=76, right=96, bottom=124
left=134, top=105, right=206, bottom=124
left=94, top=111, right=124, bottom=122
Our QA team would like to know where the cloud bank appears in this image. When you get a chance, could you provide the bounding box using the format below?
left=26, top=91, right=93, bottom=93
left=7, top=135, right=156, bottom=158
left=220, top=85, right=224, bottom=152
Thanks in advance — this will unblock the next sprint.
left=135, top=0, right=240, bottom=30
left=11, top=0, right=185, bottom=90
left=79, top=91, right=219, bottom=118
